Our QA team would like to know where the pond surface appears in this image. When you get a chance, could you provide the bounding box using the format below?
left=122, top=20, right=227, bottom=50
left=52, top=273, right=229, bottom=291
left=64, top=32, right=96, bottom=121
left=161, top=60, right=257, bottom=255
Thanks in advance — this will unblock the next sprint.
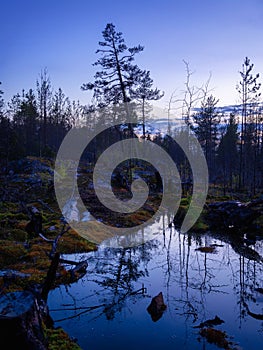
left=48, top=216, right=263, bottom=350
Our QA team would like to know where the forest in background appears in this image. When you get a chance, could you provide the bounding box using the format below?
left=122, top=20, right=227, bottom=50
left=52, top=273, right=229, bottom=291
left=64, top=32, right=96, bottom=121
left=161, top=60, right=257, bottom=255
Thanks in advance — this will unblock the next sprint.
left=0, top=23, right=263, bottom=196
left=1, top=22, right=263, bottom=350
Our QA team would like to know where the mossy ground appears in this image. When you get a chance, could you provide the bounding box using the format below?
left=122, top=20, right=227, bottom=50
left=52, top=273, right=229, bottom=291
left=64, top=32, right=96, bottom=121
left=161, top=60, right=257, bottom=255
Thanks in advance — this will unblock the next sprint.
left=44, top=325, right=81, bottom=350
left=0, top=157, right=97, bottom=349
left=0, top=157, right=162, bottom=349
left=176, top=188, right=263, bottom=235
left=1, top=157, right=262, bottom=349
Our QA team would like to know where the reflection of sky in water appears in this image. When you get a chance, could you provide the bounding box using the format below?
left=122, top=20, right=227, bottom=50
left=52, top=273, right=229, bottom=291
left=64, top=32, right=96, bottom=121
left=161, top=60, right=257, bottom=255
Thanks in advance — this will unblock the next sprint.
left=48, top=219, right=263, bottom=350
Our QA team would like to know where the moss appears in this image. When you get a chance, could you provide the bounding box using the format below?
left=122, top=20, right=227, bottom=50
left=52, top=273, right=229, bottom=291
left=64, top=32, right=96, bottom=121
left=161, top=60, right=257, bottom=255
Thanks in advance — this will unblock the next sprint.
left=180, top=197, right=191, bottom=206
left=173, top=196, right=210, bottom=230
left=0, top=156, right=98, bottom=349
left=42, top=212, right=60, bottom=224
left=0, top=212, right=29, bottom=221
left=127, top=211, right=152, bottom=225
left=0, top=240, right=27, bottom=268
left=76, top=221, right=114, bottom=244
left=191, top=219, right=209, bottom=233
left=173, top=205, right=187, bottom=227
left=0, top=201, right=20, bottom=212
left=15, top=220, right=29, bottom=230
left=44, top=326, right=81, bottom=350
left=5, top=228, right=28, bottom=241
left=58, top=229, right=97, bottom=254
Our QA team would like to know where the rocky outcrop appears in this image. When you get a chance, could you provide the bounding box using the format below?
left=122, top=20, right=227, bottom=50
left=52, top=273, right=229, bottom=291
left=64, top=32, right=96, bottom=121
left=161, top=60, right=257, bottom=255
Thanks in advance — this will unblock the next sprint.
left=206, top=199, right=263, bottom=231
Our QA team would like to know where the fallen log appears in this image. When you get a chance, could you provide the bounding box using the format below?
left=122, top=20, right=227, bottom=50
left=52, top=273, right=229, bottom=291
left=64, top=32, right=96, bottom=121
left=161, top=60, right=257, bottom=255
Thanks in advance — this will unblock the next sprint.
left=59, top=258, right=80, bottom=266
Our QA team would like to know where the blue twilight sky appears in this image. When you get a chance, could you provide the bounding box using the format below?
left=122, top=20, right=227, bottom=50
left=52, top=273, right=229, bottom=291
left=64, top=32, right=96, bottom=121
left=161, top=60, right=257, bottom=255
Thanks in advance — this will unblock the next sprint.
left=1, top=0, right=263, bottom=111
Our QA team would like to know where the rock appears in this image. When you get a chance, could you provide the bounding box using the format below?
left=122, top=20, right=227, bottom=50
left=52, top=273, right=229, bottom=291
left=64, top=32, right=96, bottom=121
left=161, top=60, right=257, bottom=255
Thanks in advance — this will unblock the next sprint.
left=199, top=328, right=231, bottom=349
left=206, top=200, right=262, bottom=231
left=231, top=242, right=263, bottom=263
left=194, top=315, right=224, bottom=328
left=147, top=292, right=167, bottom=322
left=62, top=198, right=80, bottom=222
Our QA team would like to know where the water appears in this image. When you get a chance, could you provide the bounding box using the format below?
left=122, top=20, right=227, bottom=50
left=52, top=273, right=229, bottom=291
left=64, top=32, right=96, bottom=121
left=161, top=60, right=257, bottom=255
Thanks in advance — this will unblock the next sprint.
left=48, top=216, right=263, bottom=350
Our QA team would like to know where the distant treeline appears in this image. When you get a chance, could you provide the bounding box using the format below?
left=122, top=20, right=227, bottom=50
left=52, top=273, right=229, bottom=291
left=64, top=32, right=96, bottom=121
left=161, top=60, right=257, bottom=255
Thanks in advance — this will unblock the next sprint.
left=0, top=69, right=263, bottom=195
left=1, top=22, right=263, bottom=196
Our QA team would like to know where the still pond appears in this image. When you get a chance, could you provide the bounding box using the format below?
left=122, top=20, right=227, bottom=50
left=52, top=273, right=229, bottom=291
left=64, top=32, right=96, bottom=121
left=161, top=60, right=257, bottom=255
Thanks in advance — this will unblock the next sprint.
left=48, top=215, right=263, bottom=350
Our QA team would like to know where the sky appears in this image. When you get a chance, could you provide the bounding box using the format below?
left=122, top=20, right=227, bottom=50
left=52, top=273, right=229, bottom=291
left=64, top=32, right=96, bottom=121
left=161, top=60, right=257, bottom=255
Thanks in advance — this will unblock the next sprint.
left=1, top=0, right=263, bottom=112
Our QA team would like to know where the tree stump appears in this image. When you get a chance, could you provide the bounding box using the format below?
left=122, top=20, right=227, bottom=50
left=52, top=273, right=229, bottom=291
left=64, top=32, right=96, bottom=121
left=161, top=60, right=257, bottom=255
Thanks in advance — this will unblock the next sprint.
left=25, top=206, right=43, bottom=238
left=0, top=291, right=47, bottom=349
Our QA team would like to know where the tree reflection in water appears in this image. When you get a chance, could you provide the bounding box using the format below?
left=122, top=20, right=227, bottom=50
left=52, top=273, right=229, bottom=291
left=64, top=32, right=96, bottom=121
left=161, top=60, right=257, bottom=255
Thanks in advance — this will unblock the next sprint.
left=48, top=213, right=263, bottom=349
left=90, top=242, right=159, bottom=320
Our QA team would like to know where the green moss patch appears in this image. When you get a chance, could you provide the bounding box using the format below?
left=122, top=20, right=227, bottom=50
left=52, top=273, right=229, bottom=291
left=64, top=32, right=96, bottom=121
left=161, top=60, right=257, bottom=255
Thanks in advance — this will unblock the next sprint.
left=0, top=240, right=27, bottom=267
left=44, top=326, right=81, bottom=350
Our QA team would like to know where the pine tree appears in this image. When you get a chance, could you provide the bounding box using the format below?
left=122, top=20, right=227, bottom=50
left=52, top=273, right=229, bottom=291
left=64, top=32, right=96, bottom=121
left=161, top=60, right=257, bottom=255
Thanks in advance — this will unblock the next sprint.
left=217, top=113, right=238, bottom=192
left=0, top=82, right=4, bottom=114
left=20, top=89, right=39, bottom=154
left=0, top=82, right=9, bottom=163
left=81, top=23, right=144, bottom=112
left=10, top=89, right=39, bottom=156
left=0, top=84, right=22, bottom=162
left=51, top=88, right=71, bottom=148
left=192, top=95, right=220, bottom=177
left=236, top=57, right=261, bottom=189
left=131, top=70, right=164, bottom=137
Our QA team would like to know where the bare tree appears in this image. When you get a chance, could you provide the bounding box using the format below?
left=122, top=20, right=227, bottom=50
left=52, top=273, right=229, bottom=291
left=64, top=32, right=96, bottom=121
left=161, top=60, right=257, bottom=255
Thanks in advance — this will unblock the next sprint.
left=36, top=68, right=52, bottom=153
left=166, top=61, right=212, bottom=129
